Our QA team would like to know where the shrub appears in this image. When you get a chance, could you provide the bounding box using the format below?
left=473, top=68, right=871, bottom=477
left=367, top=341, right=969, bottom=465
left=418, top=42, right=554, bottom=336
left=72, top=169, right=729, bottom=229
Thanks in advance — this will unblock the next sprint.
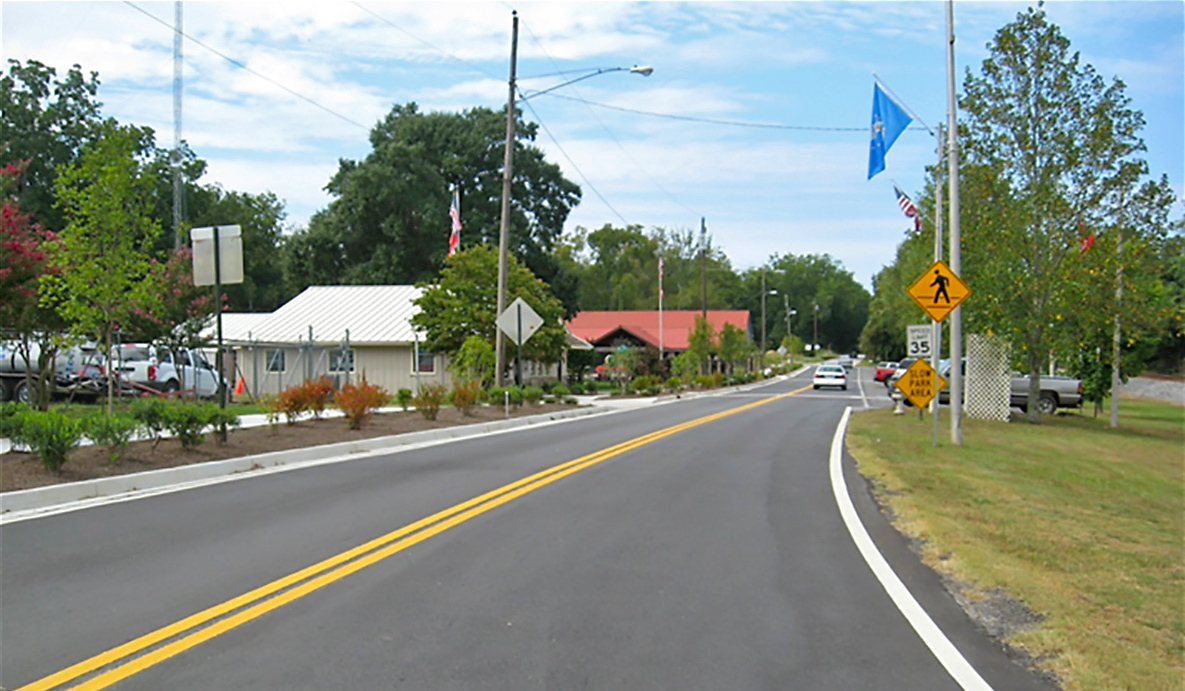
left=302, top=376, right=336, bottom=419
left=413, top=383, right=446, bottom=421
left=10, top=408, right=83, bottom=472
left=272, top=377, right=335, bottom=424
left=273, top=384, right=307, bottom=424
left=522, top=385, right=544, bottom=405
left=450, top=380, right=483, bottom=416
left=84, top=413, right=141, bottom=463
left=666, top=376, right=683, bottom=392
left=629, top=375, right=661, bottom=396
left=396, top=388, right=414, bottom=411
left=163, top=402, right=235, bottom=450
left=130, top=397, right=171, bottom=448
left=551, top=383, right=570, bottom=397
left=336, top=377, right=392, bottom=429
left=693, top=374, right=714, bottom=390
left=1, top=401, right=26, bottom=439
left=485, top=386, right=524, bottom=407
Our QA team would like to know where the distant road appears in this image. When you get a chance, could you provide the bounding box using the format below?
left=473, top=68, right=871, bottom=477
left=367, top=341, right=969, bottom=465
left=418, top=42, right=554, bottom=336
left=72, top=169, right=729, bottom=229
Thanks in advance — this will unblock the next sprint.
left=2, top=369, right=1053, bottom=690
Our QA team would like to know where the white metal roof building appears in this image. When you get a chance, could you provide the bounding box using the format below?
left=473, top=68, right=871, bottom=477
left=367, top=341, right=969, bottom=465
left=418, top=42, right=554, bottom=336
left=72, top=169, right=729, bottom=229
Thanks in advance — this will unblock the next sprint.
left=215, top=285, right=425, bottom=347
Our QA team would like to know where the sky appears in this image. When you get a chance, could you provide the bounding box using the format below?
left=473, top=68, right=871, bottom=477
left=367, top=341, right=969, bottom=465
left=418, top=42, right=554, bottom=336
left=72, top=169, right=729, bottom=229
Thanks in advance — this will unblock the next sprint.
left=3, top=0, right=1182, bottom=292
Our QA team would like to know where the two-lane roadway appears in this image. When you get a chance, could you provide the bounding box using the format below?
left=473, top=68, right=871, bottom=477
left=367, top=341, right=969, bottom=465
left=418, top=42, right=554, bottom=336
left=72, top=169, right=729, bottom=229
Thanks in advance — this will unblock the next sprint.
left=1, top=367, right=1052, bottom=690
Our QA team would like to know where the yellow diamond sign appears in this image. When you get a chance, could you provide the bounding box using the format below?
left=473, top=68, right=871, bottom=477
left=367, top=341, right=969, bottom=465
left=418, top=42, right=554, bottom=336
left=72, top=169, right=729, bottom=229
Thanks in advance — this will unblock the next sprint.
left=907, top=259, right=970, bottom=323
left=894, top=358, right=948, bottom=410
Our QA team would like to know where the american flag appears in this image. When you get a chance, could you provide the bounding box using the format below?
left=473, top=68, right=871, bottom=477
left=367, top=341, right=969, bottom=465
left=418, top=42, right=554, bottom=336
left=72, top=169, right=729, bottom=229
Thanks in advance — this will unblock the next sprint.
left=893, top=184, right=921, bottom=233
left=448, top=189, right=462, bottom=256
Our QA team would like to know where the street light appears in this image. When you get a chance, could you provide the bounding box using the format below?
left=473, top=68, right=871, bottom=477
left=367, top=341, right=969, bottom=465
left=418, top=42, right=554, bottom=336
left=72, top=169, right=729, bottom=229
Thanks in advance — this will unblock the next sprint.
left=784, top=297, right=797, bottom=347
left=495, top=11, right=653, bottom=385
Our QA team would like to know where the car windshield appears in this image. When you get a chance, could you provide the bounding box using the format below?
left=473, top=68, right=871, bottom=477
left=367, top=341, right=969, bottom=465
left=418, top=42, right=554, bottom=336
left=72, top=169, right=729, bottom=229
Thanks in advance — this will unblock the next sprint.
left=818, top=366, right=844, bottom=374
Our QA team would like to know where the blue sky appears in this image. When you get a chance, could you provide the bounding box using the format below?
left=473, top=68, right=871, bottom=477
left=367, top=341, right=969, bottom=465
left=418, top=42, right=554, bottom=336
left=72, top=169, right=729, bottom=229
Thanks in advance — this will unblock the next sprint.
left=3, top=1, right=1182, bottom=291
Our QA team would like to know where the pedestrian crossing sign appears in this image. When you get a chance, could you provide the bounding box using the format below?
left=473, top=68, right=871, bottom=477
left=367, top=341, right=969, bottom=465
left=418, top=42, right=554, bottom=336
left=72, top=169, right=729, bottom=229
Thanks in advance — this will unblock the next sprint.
left=907, top=259, right=970, bottom=322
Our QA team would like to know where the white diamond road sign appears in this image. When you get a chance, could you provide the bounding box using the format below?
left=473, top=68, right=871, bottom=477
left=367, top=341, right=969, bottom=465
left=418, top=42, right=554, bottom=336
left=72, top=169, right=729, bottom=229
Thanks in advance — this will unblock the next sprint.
left=497, top=297, right=544, bottom=346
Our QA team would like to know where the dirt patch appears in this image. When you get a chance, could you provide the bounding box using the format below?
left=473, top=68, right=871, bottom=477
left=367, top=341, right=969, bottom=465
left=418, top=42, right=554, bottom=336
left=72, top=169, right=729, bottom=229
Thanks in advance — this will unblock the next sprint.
left=2, top=403, right=577, bottom=493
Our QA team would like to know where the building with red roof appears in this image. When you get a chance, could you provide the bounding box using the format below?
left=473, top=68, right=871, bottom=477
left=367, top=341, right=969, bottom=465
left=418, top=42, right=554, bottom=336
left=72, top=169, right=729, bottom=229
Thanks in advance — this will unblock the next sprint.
left=565, top=310, right=751, bottom=353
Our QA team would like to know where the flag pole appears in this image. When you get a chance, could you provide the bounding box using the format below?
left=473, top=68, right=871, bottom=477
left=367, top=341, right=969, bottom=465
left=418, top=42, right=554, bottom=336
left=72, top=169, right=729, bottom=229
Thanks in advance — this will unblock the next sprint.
left=946, top=0, right=964, bottom=445
left=658, top=253, right=664, bottom=368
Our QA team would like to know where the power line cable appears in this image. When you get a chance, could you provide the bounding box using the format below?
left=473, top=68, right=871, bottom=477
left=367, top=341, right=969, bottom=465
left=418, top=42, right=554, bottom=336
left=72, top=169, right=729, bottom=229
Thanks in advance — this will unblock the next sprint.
left=519, top=98, right=630, bottom=227
left=517, top=18, right=701, bottom=224
left=351, top=2, right=502, bottom=83
left=123, top=1, right=370, bottom=131
left=539, top=92, right=874, bottom=131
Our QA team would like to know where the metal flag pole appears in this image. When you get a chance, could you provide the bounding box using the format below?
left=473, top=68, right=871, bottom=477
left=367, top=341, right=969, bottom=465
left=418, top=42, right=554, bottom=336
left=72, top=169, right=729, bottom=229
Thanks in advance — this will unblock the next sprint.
left=946, top=0, right=964, bottom=445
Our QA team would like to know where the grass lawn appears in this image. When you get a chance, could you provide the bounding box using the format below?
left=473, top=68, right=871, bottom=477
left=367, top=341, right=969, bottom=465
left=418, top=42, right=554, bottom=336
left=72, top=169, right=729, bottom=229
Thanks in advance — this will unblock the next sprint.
left=845, top=398, right=1183, bottom=691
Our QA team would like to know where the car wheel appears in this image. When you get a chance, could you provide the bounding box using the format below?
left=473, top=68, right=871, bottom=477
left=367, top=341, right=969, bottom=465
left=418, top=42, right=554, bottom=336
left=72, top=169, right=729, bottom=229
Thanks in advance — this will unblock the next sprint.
left=162, top=380, right=180, bottom=394
left=13, top=380, right=32, bottom=405
left=1036, top=392, right=1057, bottom=416
left=841, top=384, right=847, bottom=390
left=813, top=385, right=819, bottom=390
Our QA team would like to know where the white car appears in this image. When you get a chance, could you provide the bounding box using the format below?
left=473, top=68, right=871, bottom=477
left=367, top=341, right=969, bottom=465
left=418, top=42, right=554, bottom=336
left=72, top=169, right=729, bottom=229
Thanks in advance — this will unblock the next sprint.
left=812, top=364, right=848, bottom=390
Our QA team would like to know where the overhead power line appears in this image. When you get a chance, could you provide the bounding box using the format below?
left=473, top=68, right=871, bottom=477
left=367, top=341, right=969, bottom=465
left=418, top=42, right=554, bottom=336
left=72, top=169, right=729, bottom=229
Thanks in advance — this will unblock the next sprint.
left=123, top=1, right=370, bottom=131
left=541, top=93, right=871, bottom=132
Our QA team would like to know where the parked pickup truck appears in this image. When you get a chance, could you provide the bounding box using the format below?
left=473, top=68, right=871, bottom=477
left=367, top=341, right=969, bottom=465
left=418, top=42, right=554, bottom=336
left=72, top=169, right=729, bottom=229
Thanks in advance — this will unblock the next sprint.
left=890, top=359, right=1083, bottom=415
left=112, top=344, right=225, bottom=398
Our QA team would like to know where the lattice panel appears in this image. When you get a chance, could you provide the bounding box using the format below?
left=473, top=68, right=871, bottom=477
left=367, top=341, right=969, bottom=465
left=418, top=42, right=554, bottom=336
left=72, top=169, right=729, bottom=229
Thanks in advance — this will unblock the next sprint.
left=965, top=334, right=1011, bottom=422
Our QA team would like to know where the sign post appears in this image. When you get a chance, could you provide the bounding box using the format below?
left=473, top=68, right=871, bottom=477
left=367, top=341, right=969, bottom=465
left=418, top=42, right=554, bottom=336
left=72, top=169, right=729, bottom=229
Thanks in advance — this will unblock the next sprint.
left=192, top=225, right=243, bottom=442
left=496, top=297, right=543, bottom=387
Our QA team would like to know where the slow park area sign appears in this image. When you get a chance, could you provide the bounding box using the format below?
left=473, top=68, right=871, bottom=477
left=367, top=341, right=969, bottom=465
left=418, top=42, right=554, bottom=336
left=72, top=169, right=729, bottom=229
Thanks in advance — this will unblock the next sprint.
left=894, top=358, right=948, bottom=410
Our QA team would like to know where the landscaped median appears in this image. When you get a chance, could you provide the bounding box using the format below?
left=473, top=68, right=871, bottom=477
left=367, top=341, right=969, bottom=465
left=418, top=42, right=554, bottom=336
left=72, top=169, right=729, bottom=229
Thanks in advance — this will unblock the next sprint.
left=845, top=399, right=1184, bottom=691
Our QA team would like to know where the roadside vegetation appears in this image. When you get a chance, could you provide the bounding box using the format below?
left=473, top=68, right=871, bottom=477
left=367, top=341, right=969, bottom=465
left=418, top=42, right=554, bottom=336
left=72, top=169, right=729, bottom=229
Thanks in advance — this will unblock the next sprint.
left=845, top=398, right=1184, bottom=690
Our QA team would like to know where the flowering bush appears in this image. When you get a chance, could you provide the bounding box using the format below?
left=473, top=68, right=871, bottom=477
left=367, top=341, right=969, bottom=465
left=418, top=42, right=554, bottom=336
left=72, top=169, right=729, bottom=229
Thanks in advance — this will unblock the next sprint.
left=335, top=377, right=391, bottom=430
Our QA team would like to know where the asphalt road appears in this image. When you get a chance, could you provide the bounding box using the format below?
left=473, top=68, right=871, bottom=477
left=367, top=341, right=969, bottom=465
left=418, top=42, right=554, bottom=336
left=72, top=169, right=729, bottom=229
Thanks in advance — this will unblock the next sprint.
left=1, top=367, right=1054, bottom=690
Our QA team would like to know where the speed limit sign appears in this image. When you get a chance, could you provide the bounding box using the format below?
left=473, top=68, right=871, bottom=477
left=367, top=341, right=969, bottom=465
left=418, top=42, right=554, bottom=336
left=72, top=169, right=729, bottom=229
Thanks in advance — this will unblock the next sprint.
left=907, top=324, right=932, bottom=359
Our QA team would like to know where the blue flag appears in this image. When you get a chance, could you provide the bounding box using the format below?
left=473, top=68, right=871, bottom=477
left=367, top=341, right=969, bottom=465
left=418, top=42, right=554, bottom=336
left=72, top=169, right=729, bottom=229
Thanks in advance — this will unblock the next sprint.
left=868, top=83, right=913, bottom=179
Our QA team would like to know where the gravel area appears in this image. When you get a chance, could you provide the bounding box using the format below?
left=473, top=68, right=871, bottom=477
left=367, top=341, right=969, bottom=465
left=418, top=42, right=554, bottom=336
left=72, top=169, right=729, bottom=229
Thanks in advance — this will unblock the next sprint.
left=1118, top=375, right=1185, bottom=406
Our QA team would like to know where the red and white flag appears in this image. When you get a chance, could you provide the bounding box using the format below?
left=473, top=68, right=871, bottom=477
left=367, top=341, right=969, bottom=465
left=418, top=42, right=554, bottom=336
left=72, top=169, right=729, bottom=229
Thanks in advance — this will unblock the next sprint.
left=447, top=188, right=462, bottom=257
left=893, top=183, right=921, bottom=233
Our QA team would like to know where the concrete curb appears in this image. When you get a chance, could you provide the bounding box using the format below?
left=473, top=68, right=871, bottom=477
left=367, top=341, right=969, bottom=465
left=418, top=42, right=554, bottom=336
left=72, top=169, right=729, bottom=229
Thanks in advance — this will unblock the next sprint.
left=1, top=405, right=612, bottom=516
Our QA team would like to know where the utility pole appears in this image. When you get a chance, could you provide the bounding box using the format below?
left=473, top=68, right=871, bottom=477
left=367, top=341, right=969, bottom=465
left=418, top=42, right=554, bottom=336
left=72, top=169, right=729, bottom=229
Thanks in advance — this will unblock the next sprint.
left=172, top=0, right=183, bottom=249
left=495, top=11, right=518, bottom=388
left=700, top=217, right=707, bottom=318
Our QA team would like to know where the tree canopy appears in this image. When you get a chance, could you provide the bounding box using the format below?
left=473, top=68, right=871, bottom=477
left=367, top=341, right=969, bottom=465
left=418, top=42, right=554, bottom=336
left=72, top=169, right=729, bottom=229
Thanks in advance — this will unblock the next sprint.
left=282, top=103, right=581, bottom=303
left=411, top=244, right=566, bottom=366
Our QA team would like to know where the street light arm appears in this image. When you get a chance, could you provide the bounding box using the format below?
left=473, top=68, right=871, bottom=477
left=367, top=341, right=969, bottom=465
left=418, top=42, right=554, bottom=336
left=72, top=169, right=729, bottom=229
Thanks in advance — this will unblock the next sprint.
left=520, top=65, right=652, bottom=101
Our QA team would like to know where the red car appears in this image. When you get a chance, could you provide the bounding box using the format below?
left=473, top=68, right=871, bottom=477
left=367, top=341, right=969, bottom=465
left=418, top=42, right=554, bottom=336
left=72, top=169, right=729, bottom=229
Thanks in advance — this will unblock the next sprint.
left=874, top=361, right=899, bottom=382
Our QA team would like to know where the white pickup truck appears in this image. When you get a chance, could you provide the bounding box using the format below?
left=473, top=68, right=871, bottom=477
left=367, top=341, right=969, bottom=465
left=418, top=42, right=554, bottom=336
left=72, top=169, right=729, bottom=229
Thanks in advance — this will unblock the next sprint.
left=112, top=344, right=225, bottom=398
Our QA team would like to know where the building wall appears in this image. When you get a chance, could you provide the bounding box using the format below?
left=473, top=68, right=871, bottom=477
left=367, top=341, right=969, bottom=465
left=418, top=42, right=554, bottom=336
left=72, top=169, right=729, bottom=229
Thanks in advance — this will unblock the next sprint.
left=229, top=343, right=450, bottom=400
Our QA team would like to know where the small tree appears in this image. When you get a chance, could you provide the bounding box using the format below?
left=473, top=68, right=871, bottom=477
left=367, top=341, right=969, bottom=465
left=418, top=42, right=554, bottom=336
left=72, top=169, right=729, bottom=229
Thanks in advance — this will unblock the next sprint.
left=717, top=323, right=749, bottom=375
left=687, top=315, right=717, bottom=375
left=42, top=121, right=162, bottom=414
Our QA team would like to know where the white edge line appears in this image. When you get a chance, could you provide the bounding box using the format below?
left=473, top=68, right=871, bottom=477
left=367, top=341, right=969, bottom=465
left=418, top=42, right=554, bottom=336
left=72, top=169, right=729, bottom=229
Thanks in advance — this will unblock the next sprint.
left=829, top=406, right=994, bottom=691
left=0, top=406, right=627, bottom=525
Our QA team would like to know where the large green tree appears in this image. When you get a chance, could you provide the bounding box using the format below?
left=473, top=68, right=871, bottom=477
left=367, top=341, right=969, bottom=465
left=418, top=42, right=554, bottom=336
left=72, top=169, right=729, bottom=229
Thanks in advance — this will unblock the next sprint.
left=749, top=254, right=870, bottom=354
left=0, top=59, right=104, bottom=231
left=285, top=103, right=581, bottom=304
left=958, top=7, right=1174, bottom=420
left=411, top=244, right=566, bottom=367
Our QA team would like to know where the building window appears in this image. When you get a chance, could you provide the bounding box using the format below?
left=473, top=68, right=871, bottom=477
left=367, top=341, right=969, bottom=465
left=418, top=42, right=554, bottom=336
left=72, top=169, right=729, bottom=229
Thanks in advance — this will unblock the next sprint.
left=266, top=349, right=286, bottom=373
left=329, top=349, right=355, bottom=373
left=416, top=350, right=436, bottom=374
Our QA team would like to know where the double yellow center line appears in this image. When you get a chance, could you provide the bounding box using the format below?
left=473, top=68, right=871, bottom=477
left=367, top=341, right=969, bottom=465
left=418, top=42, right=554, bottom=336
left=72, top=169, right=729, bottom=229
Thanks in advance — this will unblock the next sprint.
left=20, top=387, right=806, bottom=691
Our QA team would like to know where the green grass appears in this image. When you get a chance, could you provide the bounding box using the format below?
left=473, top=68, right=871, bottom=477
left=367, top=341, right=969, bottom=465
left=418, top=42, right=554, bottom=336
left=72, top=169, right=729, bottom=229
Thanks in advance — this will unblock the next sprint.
left=846, top=398, right=1184, bottom=691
